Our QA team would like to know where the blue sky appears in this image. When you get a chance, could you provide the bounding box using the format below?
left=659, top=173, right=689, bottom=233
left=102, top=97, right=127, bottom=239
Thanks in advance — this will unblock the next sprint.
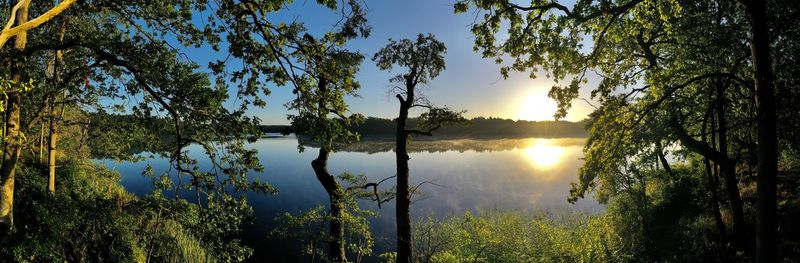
left=180, top=0, right=597, bottom=125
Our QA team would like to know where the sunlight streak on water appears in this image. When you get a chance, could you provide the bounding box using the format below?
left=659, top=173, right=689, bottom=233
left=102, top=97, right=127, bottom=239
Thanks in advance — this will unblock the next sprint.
left=524, top=139, right=566, bottom=172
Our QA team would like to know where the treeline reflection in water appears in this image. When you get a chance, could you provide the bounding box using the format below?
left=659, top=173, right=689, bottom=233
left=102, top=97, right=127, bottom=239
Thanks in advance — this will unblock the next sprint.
left=300, top=136, right=587, bottom=154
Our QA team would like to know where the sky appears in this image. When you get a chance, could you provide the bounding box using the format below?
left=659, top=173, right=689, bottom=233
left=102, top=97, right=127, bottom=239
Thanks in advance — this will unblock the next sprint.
left=180, top=0, right=598, bottom=125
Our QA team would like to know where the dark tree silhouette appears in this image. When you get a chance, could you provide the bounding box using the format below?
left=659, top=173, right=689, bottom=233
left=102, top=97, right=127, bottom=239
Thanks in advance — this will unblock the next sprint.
left=373, top=33, right=465, bottom=263
left=740, top=0, right=778, bottom=261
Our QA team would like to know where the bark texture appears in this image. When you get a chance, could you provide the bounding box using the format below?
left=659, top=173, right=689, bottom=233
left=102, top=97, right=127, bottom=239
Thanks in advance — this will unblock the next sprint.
left=0, top=0, right=29, bottom=231
left=47, top=105, right=57, bottom=193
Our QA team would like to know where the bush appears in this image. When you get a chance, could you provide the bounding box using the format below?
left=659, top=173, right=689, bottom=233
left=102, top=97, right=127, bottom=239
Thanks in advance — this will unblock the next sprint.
left=0, top=159, right=248, bottom=262
left=412, top=211, right=632, bottom=263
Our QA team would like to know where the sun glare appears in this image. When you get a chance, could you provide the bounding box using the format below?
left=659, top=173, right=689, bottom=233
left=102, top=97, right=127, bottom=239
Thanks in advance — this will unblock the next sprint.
left=524, top=140, right=566, bottom=170
left=517, top=94, right=558, bottom=121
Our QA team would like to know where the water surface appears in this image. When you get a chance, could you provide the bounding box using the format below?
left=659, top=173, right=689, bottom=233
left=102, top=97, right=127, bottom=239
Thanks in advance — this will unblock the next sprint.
left=101, top=135, right=600, bottom=258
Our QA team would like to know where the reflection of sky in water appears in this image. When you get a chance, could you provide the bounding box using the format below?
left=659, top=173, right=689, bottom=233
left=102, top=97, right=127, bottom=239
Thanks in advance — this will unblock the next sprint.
left=98, top=136, right=601, bottom=257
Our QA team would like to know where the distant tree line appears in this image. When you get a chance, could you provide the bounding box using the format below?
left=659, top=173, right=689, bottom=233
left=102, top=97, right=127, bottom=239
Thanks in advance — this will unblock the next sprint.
left=261, top=116, right=588, bottom=139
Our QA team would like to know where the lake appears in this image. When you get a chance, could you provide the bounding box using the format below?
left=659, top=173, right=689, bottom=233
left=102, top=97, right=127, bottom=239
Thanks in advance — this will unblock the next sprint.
left=99, top=135, right=601, bottom=260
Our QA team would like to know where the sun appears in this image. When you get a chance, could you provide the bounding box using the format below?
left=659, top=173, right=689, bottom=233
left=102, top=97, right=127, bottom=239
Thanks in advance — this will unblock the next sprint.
left=517, top=94, right=558, bottom=121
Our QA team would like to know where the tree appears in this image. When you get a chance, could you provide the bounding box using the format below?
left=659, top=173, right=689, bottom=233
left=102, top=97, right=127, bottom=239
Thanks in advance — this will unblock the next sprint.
left=0, top=0, right=269, bottom=253
left=0, top=0, right=31, bottom=230
left=45, top=19, right=67, bottom=193
left=373, top=33, right=465, bottom=263
left=0, top=0, right=368, bottom=231
left=740, top=1, right=778, bottom=261
left=0, top=0, right=395, bottom=260
left=455, top=0, right=797, bottom=258
left=285, top=1, right=372, bottom=261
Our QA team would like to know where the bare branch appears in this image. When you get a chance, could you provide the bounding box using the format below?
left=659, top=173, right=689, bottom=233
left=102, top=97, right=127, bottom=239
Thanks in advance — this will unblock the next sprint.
left=346, top=175, right=397, bottom=208
left=409, top=180, right=445, bottom=201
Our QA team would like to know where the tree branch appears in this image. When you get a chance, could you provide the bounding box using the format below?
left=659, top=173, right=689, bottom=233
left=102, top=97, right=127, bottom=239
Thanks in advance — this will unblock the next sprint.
left=505, top=0, right=643, bottom=23
left=669, top=114, right=734, bottom=165
left=406, top=126, right=438, bottom=136
left=0, top=0, right=77, bottom=48
left=346, top=175, right=396, bottom=208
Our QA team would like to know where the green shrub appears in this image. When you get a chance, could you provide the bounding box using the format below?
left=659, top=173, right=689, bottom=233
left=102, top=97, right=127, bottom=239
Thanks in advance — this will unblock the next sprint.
left=411, top=211, right=632, bottom=263
left=0, top=159, right=246, bottom=262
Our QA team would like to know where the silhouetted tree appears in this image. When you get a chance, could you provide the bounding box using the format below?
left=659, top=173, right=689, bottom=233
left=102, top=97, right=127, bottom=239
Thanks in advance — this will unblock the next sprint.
left=740, top=1, right=778, bottom=261
left=373, top=33, right=465, bottom=263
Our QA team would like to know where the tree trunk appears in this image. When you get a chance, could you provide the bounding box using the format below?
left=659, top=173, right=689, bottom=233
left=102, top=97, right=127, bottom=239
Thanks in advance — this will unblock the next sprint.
left=311, top=77, right=347, bottom=262
left=311, top=148, right=347, bottom=262
left=716, top=84, right=747, bottom=250
left=329, top=194, right=346, bottom=263
left=47, top=27, right=65, bottom=194
left=655, top=141, right=674, bottom=177
left=0, top=83, right=22, bottom=231
left=705, top=157, right=728, bottom=241
left=702, top=114, right=728, bottom=243
left=0, top=0, right=29, bottom=231
left=743, top=1, right=778, bottom=261
left=395, top=77, right=414, bottom=263
left=47, top=103, right=57, bottom=194
left=38, top=120, right=44, bottom=163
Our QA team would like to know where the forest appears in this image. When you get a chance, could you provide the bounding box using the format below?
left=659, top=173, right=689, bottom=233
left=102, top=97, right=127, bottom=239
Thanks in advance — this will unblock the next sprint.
left=0, top=0, right=798, bottom=262
left=261, top=116, right=587, bottom=139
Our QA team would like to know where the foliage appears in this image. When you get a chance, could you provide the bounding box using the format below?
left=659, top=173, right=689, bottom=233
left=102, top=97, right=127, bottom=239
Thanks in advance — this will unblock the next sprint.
left=271, top=174, right=378, bottom=262
left=4, top=159, right=142, bottom=262
left=411, top=211, right=631, bottom=263
left=456, top=1, right=799, bottom=259
left=0, top=0, right=377, bottom=260
left=599, top=163, right=737, bottom=262
left=0, top=0, right=795, bottom=261
left=285, top=0, right=369, bottom=151
left=410, top=164, right=738, bottom=263
left=0, top=1, right=382, bottom=262
left=0, top=159, right=253, bottom=262
left=372, top=34, right=467, bottom=137
left=275, top=1, right=382, bottom=261
left=373, top=33, right=446, bottom=86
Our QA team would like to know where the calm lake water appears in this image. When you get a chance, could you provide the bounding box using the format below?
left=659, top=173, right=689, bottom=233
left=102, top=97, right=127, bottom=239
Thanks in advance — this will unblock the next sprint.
left=99, top=135, right=600, bottom=260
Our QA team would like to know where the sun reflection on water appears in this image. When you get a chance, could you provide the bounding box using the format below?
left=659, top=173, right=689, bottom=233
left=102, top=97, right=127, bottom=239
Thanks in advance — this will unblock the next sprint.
left=524, top=140, right=566, bottom=170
